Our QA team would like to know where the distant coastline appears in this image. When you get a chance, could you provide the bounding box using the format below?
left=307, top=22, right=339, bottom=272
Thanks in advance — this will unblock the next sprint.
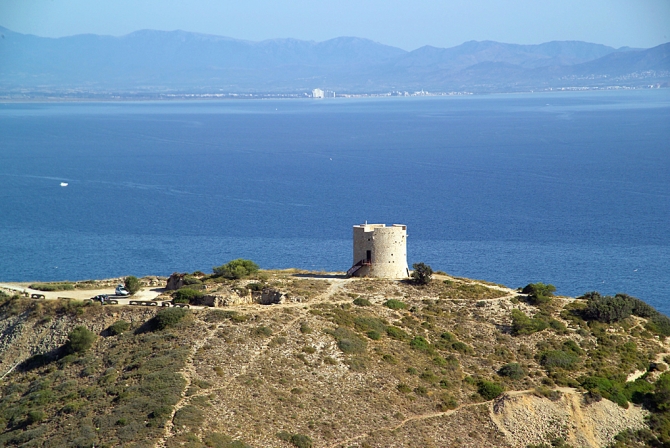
left=2, top=26, right=668, bottom=97
left=1, top=84, right=666, bottom=103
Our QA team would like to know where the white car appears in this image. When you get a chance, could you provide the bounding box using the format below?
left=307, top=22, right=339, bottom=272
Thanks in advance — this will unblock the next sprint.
left=115, top=284, right=130, bottom=296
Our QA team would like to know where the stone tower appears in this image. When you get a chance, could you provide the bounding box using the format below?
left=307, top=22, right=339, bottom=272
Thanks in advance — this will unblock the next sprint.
left=348, top=223, right=409, bottom=278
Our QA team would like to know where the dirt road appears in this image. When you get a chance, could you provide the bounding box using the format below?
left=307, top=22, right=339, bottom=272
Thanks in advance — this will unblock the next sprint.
left=0, top=282, right=163, bottom=305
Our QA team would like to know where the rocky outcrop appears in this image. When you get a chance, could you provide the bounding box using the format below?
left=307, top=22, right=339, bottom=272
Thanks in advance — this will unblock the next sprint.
left=166, top=273, right=186, bottom=290
left=253, top=288, right=286, bottom=305
left=251, top=288, right=305, bottom=305
left=192, top=288, right=304, bottom=307
left=490, top=390, right=647, bottom=447
left=192, top=293, right=252, bottom=307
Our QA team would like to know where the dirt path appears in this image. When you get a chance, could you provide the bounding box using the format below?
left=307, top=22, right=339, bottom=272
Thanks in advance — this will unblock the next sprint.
left=327, top=387, right=582, bottom=448
left=326, top=401, right=488, bottom=448
left=155, top=322, right=222, bottom=448
left=155, top=310, right=305, bottom=447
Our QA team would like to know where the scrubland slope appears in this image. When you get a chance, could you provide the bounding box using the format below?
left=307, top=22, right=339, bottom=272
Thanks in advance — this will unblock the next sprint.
left=0, top=271, right=667, bottom=447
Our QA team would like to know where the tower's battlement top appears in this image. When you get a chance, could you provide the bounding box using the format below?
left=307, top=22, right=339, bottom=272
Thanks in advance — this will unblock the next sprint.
left=353, top=223, right=407, bottom=232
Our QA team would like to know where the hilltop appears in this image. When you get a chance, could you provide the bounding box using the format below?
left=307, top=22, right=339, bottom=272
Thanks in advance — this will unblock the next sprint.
left=1, top=269, right=670, bottom=447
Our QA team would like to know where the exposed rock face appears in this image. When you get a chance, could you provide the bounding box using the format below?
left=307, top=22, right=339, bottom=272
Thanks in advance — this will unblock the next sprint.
left=194, top=293, right=252, bottom=307
left=253, top=288, right=287, bottom=305
left=166, top=273, right=185, bottom=290
left=192, top=288, right=302, bottom=307
left=490, top=391, right=647, bottom=447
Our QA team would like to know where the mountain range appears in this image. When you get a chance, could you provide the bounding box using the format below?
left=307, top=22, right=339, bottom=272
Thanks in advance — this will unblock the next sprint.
left=0, top=26, right=668, bottom=95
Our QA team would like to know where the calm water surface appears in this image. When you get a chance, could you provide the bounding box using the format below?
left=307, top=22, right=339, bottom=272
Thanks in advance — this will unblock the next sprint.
left=1, top=91, right=669, bottom=311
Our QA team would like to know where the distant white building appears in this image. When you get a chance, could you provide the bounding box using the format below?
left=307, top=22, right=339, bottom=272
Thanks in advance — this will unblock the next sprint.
left=312, top=88, right=324, bottom=99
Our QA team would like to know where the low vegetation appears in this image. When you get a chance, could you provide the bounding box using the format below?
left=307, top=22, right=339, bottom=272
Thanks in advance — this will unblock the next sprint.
left=411, top=262, right=433, bottom=285
left=213, top=259, right=260, bottom=279
left=124, top=276, right=142, bottom=295
left=64, top=326, right=97, bottom=354
left=173, top=288, right=205, bottom=304
left=153, top=307, right=190, bottom=330
left=28, top=282, right=75, bottom=291
left=2, top=271, right=670, bottom=447
left=522, top=282, right=556, bottom=306
left=0, top=305, right=193, bottom=447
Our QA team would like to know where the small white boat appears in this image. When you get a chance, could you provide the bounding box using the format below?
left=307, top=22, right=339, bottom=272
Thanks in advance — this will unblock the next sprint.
left=60, top=182, right=68, bottom=187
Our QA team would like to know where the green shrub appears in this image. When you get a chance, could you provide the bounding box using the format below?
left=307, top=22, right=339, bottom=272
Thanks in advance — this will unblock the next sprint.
left=534, top=386, right=563, bottom=401
left=252, top=326, right=273, bottom=337
left=353, top=316, right=386, bottom=334
left=498, top=362, right=525, bottom=380
left=384, top=299, right=407, bottom=310
left=353, top=297, right=371, bottom=307
left=154, top=307, right=189, bottom=330
left=366, top=330, right=381, bottom=340
left=289, top=434, right=312, bottom=448
left=65, top=326, right=96, bottom=354
left=451, top=341, right=472, bottom=354
left=213, top=259, right=259, bottom=279
left=299, top=322, right=312, bottom=334
left=562, top=340, right=583, bottom=355
left=437, top=394, right=458, bottom=410
left=29, top=282, right=75, bottom=291
left=386, top=326, right=409, bottom=340
left=108, top=320, right=130, bottom=336
left=328, top=327, right=367, bottom=354
left=540, top=350, right=579, bottom=370
left=478, top=380, right=504, bottom=400
left=173, top=405, right=205, bottom=430
left=522, top=282, right=556, bottom=305
left=203, top=432, right=251, bottom=448
left=511, top=309, right=548, bottom=336
left=124, top=276, right=142, bottom=295
left=411, top=262, right=433, bottom=285
left=549, top=319, right=568, bottom=333
left=173, top=288, right=204, bottom=304
left=26, top=410, right=46, bottom=425
left=397, top=383, right=411, bottom=393
left=646, top=315, right=670, bottom=336
left=182, top=275, right=203, bottom=286
left=440, top=332, right=456, bottom=342
left=419, top=371, right=438, bottom=382
left=414, top=385, right=428, bottom=396
left=578, top=375, right=649, bottom=408
left=277, top=432, right=312, bottom=448
left=579, top=292, right=669, bottom=332
left=582, top=292, right=634, bottom=323
left=207, top=310, right=249, bottom=323
left=410, top=336, right=433, bottom=353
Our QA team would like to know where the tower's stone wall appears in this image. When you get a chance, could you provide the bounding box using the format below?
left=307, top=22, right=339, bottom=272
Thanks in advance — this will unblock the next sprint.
left=351, top=224, right=409, bottom=279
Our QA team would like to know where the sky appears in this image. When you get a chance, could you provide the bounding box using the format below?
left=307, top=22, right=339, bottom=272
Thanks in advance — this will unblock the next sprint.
left=0, top=0, right=669, bottom=50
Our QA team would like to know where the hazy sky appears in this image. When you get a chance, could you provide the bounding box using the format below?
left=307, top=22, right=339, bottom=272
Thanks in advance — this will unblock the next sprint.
left=1, top=0, right=669, bottom=50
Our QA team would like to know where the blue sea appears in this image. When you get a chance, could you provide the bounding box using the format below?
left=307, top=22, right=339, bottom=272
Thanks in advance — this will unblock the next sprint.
left=1, top=91, right=669, bottom=312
